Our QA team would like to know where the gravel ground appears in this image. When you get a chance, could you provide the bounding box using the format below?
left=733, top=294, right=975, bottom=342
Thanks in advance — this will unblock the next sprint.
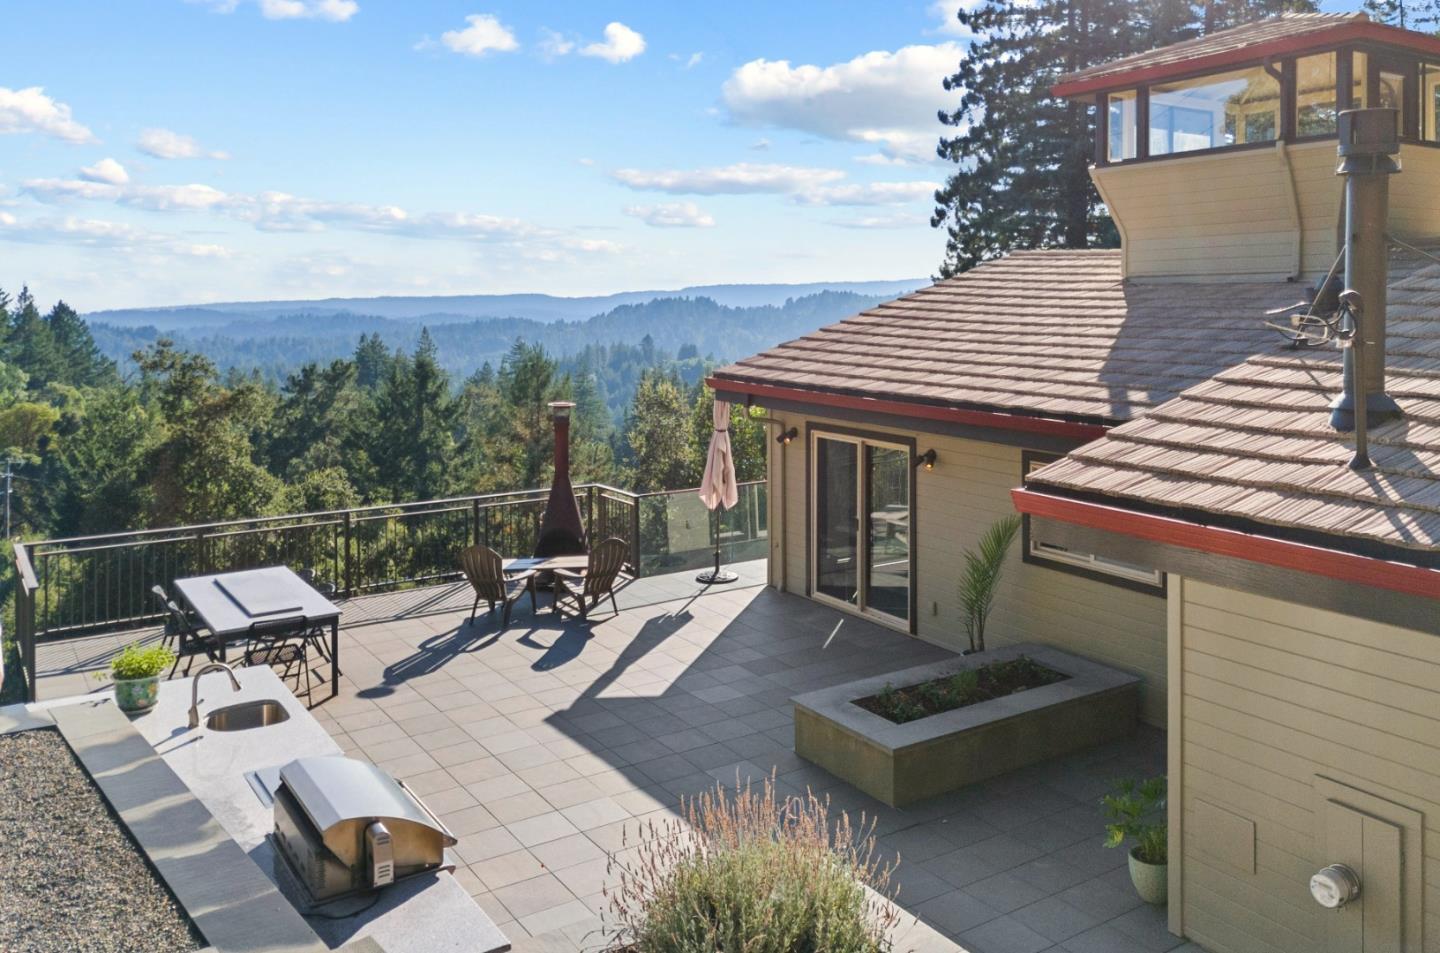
left=0, top=728, right=203, bottom=953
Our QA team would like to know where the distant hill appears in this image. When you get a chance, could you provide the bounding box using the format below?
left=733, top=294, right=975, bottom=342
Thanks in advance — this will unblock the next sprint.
left=86, top=279, right=926, bottom=330
left=88, top=290, right=903, bottom=385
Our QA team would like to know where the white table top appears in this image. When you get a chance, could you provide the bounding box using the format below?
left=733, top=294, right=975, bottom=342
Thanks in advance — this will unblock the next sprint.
left=503, top=555, right=590, bottom=573
left=174, top=565, right=341, bottom=638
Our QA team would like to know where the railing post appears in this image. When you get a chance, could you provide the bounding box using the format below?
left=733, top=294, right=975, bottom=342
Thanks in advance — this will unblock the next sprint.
left=343, top=511, right=354, bottom=597
left=629, top=494, right=641, bottom=576
left=472, top=499, right=481, bottom=548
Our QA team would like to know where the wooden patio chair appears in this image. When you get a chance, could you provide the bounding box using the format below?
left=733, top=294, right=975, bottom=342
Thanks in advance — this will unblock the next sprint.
left=150, top=584, right=220, bottom=677
left=553, top=537, right=628, bottom=622
left=460, top=545, right=537, bottom=627
left=243, top=615, right=316, bottom=705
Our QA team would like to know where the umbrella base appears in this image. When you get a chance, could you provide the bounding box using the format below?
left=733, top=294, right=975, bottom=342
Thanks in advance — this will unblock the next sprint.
left=696, top=569, right=740, bottom=585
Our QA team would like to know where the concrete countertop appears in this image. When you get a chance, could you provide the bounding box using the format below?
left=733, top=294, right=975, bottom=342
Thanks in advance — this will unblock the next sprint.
left=124, top=666, right=509, bottom=953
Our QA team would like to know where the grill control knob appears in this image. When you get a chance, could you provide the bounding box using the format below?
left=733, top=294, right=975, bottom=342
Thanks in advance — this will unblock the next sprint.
left=1310, top=864, right=1361, bottom=909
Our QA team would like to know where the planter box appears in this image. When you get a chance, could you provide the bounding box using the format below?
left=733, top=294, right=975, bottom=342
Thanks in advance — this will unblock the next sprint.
left=793, top=644, right=1139, bottom=807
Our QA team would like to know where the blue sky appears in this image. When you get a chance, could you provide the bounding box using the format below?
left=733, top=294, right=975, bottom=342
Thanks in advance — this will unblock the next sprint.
left=2, top=1, right=1360, bottom=310
left=1, top=0, right=975, bottom=309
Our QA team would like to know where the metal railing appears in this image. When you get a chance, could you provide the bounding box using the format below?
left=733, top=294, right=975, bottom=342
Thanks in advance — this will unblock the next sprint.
left=8, top=480, right=766, bottom=701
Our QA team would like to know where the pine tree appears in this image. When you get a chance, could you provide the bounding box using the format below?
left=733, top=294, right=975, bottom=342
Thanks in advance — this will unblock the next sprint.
left=45, top=301, right=116, bottom=387
left=625, top=370, right=693, bottom=492
left=368, top=330, right=457, bottom=502
left=8, top=286, right=62, bottom=387
left=1360, top=0, right=1439, bottom=31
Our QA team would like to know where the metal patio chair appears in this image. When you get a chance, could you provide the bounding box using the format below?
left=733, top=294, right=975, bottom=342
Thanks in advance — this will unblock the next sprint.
left=150, top=584, right=220, bottom=678
left=552, top=537, right=627, bottom=622
left=243, top=615, right=316, bottom=705
left=460, top=545, right=537, bottom=628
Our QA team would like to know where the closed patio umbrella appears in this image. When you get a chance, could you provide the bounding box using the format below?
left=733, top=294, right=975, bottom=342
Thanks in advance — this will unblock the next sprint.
left=697, top=398, right=740, bottom=584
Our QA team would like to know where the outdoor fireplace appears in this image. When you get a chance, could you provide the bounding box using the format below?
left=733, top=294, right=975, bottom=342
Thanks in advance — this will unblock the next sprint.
left=535, top=400, right=588, bottom=557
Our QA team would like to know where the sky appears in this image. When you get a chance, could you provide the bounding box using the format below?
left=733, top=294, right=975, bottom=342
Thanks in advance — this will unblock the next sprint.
left=0, top=0, right=987, bottom=310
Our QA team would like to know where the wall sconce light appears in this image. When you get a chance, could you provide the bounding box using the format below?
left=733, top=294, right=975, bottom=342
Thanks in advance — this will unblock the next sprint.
left=915, top=448, right=937, bottom=470
left=776, top=427, right=798, bottom=446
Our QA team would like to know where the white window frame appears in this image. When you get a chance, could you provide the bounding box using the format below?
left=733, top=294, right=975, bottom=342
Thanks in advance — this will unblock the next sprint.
left=1023, top=453, right=1164, bottom=591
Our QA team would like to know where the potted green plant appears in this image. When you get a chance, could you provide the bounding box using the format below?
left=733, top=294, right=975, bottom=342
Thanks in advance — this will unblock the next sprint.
left=1102, top=776, right=1167, bottom=904
left=109, top=643, right=175, bottom=713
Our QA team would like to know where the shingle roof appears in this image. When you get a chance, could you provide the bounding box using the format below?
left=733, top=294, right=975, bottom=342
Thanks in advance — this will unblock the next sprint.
left=1027, top=247, right=1440, bottom=556
left=712, top=250, right=1300, bottom=426
left=1055, top=13, right=1365, bottom=94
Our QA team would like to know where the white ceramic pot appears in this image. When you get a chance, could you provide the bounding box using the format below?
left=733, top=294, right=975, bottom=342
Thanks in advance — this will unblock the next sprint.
left=1128, top=846, right=1167, bottom=905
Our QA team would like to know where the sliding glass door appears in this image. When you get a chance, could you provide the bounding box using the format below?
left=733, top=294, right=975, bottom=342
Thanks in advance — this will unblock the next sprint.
left=811, top=432, right=911, bottom=628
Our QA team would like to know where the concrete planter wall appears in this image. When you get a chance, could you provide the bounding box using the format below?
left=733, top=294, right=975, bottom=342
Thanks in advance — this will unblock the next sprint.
left=792, top=644, right=1140, bottom=807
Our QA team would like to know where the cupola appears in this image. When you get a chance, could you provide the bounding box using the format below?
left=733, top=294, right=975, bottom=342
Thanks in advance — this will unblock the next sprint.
left=1053, top=13, right=1440, bottom=281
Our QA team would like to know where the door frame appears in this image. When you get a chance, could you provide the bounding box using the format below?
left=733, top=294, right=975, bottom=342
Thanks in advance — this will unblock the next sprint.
left=805, top=423, right=917, bottom=635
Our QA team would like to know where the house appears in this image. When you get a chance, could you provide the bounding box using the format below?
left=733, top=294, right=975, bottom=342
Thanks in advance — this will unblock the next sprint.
left=712, top=12, right=1440, bottom=952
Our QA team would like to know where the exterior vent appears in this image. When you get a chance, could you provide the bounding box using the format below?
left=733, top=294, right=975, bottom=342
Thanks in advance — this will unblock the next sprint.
left=1330, top=108, right=1403, bottom=434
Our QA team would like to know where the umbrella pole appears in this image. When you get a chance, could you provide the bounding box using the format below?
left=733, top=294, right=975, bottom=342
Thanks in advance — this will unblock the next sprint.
left=696, top=506, right=738, bottom=585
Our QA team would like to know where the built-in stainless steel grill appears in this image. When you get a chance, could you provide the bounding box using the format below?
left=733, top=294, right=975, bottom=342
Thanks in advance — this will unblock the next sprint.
left=273, top=756, right=455, bottom=903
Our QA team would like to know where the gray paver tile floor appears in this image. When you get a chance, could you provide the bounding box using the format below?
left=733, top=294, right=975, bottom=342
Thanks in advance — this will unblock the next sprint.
left=40, top=559, right=1178, bottom=952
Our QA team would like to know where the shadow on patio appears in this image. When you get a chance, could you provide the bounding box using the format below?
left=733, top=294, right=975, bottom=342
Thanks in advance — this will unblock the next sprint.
left=312, top=564, right=1173, bottom=953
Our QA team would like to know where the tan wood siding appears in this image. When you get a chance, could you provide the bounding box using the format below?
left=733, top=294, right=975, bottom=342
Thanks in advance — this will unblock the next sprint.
left=1176, top=579, right=1438, bottom=953
left=1094, top=140, right=1440, bottom=282
left=768, top=411, right=1168, bottom=724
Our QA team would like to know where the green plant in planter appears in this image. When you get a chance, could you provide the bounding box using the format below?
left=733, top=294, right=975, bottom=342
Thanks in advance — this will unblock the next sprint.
left=958, top=515, right=1021, bottom=653
left=1102, top=776, right=1167, bottom=864
left=109, top=643, right=176, bottom=713
left=111, top=643, right=176, bottom=680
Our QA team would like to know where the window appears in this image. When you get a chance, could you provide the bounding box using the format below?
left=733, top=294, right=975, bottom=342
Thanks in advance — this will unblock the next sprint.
left=1150, top=65, right=1280, bottom=155
left=1425, top=63, right=1440, bottom=141
left=1297, top=52, right=1339, bottom=137
left=1022, top=453, right=1164, bottom=591
left=1108, top=90, right=1138, bottom=161
left=1379, top=67, right=1407, bottom=135
left=1350, top=51, right=1370, bottom=112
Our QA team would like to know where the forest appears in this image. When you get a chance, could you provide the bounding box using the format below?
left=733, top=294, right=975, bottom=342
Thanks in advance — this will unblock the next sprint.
left=0, top=285, right=770, bottom=546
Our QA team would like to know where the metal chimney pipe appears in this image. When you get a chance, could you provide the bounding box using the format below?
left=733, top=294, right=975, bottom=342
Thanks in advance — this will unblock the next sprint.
left=535, top=401, right=588, bottom=558
left=1330, top=108, right=1403, bottom=431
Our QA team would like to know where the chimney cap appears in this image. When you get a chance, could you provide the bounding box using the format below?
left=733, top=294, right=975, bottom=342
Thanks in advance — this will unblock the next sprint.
left=548, top=400, right=576, bottom=417
left=1338, top=108, right=1400, bottom=158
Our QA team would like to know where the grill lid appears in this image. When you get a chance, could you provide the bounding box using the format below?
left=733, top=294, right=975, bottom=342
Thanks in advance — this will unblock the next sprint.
left=279, top=756, right=455, bottom=845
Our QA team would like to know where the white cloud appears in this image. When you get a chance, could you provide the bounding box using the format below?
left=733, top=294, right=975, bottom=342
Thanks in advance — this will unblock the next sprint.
left=669, top=51, right=703, bottom=68
left=538, top=28, right=575, bottom=58
left=796, top=180, right=939, bottom=206
left=137, top=128, right=229, bottom=160
left=623, top=202, right=715, bottom=228
left=79, top=158, right=130, bottom=186
left=580, top=22, right=645, bottom=63
left=0, top=87, right=96, bottom=144
left=124, top=183, right=233, bottom=211
left=258, top=0, right=357, bottom=21
left=22, top=178, right=123, bottom=202
left=442, top=14, right=519, bottom=57
left=722, top=43, right=960, bottom=161
left=854, top=153, right=911, bottom=166
left=0, top=214, right=171, bottom=249
left=612, top=162, right=844, bottom=195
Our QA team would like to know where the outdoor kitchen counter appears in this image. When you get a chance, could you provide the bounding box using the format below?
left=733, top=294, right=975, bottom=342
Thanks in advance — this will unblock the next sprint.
left=131, top=666, right=511, bottom=953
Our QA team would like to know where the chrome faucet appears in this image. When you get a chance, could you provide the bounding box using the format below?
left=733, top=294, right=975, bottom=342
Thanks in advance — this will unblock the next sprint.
left=188, top=662, right=241, bottom=729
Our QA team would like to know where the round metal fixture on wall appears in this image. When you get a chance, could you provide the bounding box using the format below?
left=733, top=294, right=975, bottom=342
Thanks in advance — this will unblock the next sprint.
left=1309, top=863, right=1361, bottom=909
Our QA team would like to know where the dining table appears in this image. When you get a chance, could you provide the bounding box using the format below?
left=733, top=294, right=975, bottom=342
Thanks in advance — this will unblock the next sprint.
left=501, top=555, right=591, bottom=574
left=173, top=565, right=343, bottom=700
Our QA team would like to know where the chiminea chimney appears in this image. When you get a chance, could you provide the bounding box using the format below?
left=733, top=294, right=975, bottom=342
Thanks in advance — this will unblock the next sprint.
left=535, top=401, right=588, bottom=557
left=1330, top=108, right=1403, bottom=432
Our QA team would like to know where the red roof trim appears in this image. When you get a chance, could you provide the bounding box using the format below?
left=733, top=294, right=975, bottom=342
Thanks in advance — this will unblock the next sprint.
left=1053, top=21, right=1440, bottom=98
left=1011, top=487, right=1440, bottom=600
left=708, top=377, right=1110, bottom=440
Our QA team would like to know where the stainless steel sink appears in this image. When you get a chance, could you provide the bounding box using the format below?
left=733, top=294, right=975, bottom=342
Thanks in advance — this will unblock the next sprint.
left=204, top=699, right=290, bottom=731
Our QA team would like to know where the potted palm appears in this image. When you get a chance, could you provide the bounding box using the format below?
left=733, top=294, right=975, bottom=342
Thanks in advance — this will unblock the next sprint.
left=1102, top=776, right=1168, bottom=904
left=109, top=643, right=176, bottom=713
left=958, top=515, right=1021, bottom=654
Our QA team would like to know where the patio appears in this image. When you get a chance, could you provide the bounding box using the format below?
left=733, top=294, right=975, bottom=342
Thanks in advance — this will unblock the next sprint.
left=36, top=561, right=1186, bottom=953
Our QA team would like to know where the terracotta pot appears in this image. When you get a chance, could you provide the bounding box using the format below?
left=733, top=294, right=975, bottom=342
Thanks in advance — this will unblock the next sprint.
left=113, top=675, right=160, bottom=713
left=1128, top=846, right=1167, bottom=905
